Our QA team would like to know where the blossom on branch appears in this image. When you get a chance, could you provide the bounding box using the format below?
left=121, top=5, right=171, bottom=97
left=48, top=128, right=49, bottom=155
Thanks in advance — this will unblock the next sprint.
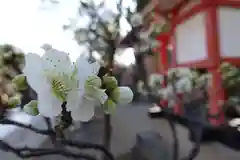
left=23, top=47, right=108, bottom=121
left=102, top=75, right=133, bottom=113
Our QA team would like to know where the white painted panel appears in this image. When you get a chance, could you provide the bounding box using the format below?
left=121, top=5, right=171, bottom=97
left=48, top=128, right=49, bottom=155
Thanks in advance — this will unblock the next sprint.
left=176, top=12, right=208, bottom=64
left=218, top=8, right=240, bottom=58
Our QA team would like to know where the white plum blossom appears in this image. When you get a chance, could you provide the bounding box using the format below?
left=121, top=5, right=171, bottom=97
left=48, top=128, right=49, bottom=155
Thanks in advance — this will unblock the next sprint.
left=148, top=73, right=163, bottom=88
left=158, top=68, right=193, bottom=100
left=23, top=47, right=108, bottom=121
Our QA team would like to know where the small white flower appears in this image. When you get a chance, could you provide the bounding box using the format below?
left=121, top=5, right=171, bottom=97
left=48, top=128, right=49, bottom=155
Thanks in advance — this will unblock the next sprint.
left=148, top=104, right=162, bottom=113
left=149, top=73, right=163, bottom=87
left=176, top=77, right=192, bottom=93
left=65, top=55, right=108, bottom=121
left=111, top=87, right=133, bottom=105
left=229, top=118, right=240, bottom=127
left=158, top=87, right=173, bottom=100
left=23, top=48, right=107, bottom=121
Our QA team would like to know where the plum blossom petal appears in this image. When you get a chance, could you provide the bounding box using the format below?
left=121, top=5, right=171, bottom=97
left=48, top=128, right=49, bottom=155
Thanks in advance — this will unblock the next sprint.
left=42, top=48, right=72, bottom=74
left=70, top=97, right=95, bottom=121
left=90, top=61, right=101, bottom=75
left=23, top=53, right=48, bottom=93
left=176, top=77, right=192, bottom=93
left=66, top=89, right=84, bottom=111
left=75, top=55, right=101, bottom=84
left=37, top=86, right=62, bottom=118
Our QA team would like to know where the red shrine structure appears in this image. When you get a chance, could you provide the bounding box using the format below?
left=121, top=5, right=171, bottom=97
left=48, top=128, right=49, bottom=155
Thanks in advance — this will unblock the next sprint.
left=141, top=0, right=240, bottom=126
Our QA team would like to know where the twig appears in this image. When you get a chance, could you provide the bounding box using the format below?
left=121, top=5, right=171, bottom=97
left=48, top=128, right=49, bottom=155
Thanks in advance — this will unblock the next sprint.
left=43, top=117, right=57, bottom=144
left=61, top=139, right=115, bottom=160
left=166, top=116, right=179, bottom=160
left=102, top=114, right=112, bottom=160
left=0, top=118, right=115, bottom=159
left=0, top=119, right=55, bottom=136
left=0, top=140, right=97, bottom=160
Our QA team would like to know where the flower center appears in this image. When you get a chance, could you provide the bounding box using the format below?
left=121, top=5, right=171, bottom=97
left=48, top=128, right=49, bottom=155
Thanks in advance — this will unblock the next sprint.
left=45, top=71, right=75, bottom=102
left=51, top=78, right=70, bottom=102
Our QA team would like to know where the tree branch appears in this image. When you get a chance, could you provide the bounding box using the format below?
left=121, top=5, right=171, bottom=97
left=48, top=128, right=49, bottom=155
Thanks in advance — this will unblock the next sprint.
left=60, top=140, right=114, bottom=160
left=0, top=119, right=55, bottom=136
left=0, top=140, right=97, bottom=160
left=0, top=117, right=115, bottom=159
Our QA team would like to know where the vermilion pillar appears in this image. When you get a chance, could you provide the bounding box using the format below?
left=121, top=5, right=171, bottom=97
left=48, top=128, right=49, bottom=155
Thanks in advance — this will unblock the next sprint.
left=204, top=0, right=225, bottom=125
left=156, top=33, right=169, bottom=87
left=156, top=33, right=169, bottom=107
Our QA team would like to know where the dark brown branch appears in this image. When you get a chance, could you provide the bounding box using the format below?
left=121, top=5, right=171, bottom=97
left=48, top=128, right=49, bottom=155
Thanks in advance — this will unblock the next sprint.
left=0, top=118, right=115, bottom=159
left=43, top=117, right=57, bottom=144
left=60, top=140, right=114, bottom=160
left=0, top=140, right=97, bottom=160
left=0, top=119, right=55, bottom=136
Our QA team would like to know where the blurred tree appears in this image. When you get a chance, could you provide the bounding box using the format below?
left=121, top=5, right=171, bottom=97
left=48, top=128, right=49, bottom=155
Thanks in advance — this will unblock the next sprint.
left=136, top=0, right=150, bottom=12
left=63, top=0, right=136, bottom=68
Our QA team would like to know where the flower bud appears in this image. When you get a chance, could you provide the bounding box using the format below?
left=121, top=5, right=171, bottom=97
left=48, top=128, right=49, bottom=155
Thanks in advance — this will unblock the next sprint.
left=86, top=75, right=102, bottom=88
left=23, top=100, right=39, bottom=116
left=12, top=74, right=28, bottom=91
left=1, top=94, right=9, bottom=104
left=7, top=96, right=21, bottom=108
left=111, top=87, right=133, bottom=105
left=103, top=76, right=118, bottom=90
left=5, top=83, right=15, bottom=96
left=85, top=85, right=108, bottom=104
left=103, top=99, right=116, bottom=114
left=0, top=56, right=4, bottom=67
left=3, top=52, right=12, bottom=60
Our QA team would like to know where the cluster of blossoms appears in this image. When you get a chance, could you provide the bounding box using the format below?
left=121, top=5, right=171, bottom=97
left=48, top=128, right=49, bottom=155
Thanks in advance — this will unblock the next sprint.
left=13, top=46, right=133, bottom=122
left=155, top=68, right=194, bottom=101
left=0, top=45, right=25, bottom=109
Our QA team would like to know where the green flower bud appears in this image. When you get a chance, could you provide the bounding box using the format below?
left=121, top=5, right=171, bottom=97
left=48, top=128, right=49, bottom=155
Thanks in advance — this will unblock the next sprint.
left=12, top=74, right=28, bottom=91
left=7, top=96, right=21, bottom=108
left=5, top=83, right=15, bottom=96
left=0, top=56, right=4, bottom=67
left=85, top=84, right=108, bottom=104
left=86, top=75, right=102, bottom=88
left=111, top=87, right=133, bottom=105
left=103, top=76, right=118, bottom=90
left=3, top=52, right=12, bottom=60
left=1, top=94, right=9, bottom=105
left=103, top=99, right=116, bottom=114
left=23, top=100, right=39, bottom=116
